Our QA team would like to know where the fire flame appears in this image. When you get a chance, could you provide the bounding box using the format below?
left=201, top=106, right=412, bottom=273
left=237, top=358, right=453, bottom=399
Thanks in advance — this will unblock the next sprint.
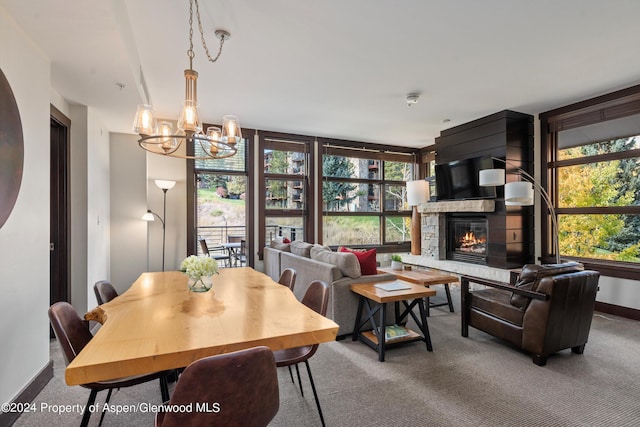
left=459, top=231, right=486, bottom=248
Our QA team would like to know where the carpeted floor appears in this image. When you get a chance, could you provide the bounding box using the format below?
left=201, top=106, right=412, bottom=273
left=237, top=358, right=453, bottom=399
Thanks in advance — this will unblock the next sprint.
left=13, top=288, right=640, bottom=426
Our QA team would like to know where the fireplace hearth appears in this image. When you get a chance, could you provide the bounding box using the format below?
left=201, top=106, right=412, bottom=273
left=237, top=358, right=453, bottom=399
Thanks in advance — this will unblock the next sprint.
left=447, top=215, right=488, bottom=265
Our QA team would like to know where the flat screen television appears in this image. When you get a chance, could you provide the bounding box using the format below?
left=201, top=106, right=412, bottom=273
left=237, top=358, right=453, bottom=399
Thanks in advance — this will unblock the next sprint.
left=435, top=156, right=496, bottom=201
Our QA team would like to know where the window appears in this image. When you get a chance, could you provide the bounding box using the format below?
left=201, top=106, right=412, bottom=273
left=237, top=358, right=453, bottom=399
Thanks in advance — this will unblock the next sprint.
left=320, top=143, right=416, bottom=248
left=190, top=134, right=251, bottom=263
left=258, top=132, right=313, bottom=256
left=541, top=85, right=640, bottom=278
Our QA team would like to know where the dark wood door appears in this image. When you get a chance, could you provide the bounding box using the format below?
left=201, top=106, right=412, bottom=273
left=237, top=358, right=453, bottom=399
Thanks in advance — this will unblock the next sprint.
left=50, top=106, right=70, bottom=337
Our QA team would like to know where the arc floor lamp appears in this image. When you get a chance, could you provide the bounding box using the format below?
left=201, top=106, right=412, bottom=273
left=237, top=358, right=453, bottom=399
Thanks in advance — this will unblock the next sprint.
left=143, top=179, right=176, bottom=271
left=479, top=157, right=560, bottom=263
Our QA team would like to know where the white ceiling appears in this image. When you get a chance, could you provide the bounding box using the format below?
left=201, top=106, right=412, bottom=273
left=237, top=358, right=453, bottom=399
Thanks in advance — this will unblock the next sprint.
left=3, top=0, right=640, bottom=148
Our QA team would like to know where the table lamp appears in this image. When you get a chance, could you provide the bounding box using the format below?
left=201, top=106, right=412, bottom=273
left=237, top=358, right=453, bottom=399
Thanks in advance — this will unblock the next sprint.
left=406, top=180, right=430, bottom=255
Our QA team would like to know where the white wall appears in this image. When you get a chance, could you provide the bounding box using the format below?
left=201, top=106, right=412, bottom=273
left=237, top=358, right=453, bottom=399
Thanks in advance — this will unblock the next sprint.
left=69, top=104, right=89, bottom=314
left=86, top=110, right=110, bottom=310
left=109, top=132, right=148, bottom=293
left=145, top=154, right=187, bottom=272
left=0, top=6, right=51, bottom=405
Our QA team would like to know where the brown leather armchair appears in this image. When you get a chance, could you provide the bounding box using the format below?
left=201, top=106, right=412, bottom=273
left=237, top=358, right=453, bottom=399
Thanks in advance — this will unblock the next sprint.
left=461, top=262, right=599, bottom=366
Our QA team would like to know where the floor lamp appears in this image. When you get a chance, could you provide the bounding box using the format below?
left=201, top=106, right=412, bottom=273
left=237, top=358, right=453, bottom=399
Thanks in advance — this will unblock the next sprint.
left=406, top=180, right=430, bottom=256
left=142, top=179, right=176, bottom=271
left=478, top=157, right=560, bottom=264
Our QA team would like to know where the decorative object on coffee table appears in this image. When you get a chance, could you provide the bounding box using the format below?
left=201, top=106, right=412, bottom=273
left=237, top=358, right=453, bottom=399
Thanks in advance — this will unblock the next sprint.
left=390, top=255, right=403, bottom=270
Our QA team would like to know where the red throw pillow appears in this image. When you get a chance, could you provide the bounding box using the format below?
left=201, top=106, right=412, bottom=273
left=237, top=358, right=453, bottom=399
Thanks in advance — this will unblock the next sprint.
left=282, top=237, right=291, bottom=243
left=338, top=247, right=377, bottom=275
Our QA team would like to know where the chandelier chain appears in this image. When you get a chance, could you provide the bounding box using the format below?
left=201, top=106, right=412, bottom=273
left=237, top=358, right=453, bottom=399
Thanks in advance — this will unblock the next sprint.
left=188, top=0, right=224, bottom=64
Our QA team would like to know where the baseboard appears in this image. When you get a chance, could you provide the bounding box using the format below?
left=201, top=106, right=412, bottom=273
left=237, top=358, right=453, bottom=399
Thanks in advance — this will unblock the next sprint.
left=595, top=301, right=640, bottom=321
left=0, top=360, right=53, bottom=427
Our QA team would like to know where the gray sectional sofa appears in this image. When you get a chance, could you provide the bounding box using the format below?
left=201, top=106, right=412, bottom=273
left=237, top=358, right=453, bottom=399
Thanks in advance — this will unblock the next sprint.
left=264, top=241, right=396, bottom=337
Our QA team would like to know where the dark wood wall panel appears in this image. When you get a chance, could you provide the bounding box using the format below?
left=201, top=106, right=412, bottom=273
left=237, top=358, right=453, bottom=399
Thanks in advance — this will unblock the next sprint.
left=435, top=109, right=534, bottom=268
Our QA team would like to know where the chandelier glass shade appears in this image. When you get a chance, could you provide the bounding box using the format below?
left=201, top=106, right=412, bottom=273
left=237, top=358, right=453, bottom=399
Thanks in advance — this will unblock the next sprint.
left=132, top=0, right=242, bottom=160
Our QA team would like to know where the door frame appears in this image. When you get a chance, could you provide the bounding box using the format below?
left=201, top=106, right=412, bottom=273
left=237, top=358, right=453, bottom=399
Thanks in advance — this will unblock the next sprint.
left=50, top=105, right=70, bottom=314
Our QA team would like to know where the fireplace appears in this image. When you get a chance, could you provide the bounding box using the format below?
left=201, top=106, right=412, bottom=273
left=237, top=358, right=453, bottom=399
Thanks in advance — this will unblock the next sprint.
left=446, top=215, right=488, bottom=265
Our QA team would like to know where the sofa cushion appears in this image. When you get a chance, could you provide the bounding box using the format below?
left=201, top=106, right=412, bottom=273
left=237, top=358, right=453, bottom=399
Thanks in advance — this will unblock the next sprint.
left=290, top=241, right=314, bottom=258
left=310, top=247, right=361, bottom=279
left=510, top=262, right=584, bottom=308
left=338, top=247, right=377, bottom=275
left=269, top=240, right=291, bottom=252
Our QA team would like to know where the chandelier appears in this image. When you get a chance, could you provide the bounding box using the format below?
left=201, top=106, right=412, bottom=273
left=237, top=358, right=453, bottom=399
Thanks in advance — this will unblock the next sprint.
left=132, top=0, right=242, bottom=160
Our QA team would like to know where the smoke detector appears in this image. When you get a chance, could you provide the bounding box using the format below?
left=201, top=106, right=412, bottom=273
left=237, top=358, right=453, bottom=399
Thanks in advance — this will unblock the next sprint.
left=406, top=93, right=420, bottom=107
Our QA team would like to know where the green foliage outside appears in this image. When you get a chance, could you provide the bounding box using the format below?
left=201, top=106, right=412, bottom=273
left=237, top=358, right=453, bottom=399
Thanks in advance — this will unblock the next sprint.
left=323, top=216, right=379, bottom=245
left=322, top=155, right=357, bottom=210
left=558, top=137, right=640, bottom=262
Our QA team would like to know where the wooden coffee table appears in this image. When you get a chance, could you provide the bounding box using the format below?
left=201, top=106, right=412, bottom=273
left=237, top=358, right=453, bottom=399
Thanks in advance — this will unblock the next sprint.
left=350, top=281, right=436, bottom=362
left=377, top=267, right=459, bottom=314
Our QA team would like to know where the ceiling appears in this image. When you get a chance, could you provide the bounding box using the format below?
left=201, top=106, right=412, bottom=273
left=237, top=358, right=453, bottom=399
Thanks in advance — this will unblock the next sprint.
left=3, top=0, right=640, bottom=148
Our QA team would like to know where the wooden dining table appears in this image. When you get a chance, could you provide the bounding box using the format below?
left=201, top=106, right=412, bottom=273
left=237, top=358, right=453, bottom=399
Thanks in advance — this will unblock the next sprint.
left=65, top=268, right=339, bottom=386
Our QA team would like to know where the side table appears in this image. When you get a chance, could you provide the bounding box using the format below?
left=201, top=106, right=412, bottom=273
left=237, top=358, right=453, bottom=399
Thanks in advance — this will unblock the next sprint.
left=377, top=267, right=459, bottom=315
left=350, top=281, right=436, bottom=362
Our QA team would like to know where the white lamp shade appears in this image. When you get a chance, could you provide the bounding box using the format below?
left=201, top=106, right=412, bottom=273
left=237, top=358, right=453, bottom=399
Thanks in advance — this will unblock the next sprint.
left=479, top=169, right=505, bottom=187
left=155, top=179, right=176, bottom=190
left=504, top=181, right=534, bottom=206
left=406, top=180, right=430, bottom=206
left=142, top=211, right=155, bottom=221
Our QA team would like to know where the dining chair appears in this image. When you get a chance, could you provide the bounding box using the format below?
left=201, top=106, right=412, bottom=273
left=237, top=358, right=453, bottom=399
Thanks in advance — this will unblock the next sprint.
left=93, top=280, right=118, bottom=305
left=154, top=346, right=279, bottom=427
left=278, top=268, right=297, bottom=292
left=199, top=238, right=230, bottom=268
left=48, top=302, right=170, bottom=427
left=226, top=235, right=246, bottom=267
left=273, top=280, right=330, bottom=427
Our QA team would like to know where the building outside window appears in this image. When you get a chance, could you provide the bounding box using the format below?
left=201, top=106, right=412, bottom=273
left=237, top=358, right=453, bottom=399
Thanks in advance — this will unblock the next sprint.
left=320, top=143, right=416, bottom=247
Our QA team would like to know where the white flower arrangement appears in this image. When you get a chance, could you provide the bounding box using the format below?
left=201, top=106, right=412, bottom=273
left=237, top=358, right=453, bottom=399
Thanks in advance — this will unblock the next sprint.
left=180, top=255, right=219, bottom=280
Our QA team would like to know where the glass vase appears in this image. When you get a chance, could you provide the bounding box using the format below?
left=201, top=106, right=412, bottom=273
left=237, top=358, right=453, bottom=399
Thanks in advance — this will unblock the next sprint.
left=188, top=275, right=212, bottom=292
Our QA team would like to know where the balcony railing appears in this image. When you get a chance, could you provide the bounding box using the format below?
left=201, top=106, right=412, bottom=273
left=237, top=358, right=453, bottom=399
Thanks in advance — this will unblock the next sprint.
left=197, top=225, right=246, bottom=255
left=266, top=225, right=303, bottom=243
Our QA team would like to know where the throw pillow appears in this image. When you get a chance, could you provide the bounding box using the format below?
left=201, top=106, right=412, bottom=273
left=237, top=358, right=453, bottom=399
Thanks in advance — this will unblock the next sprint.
left=510, top=262, right=584, bottom=308
left=282, top=237, right=291, bottom=243
left=338, top=246, right=377, bottom=275
left=290, top=241, right=314, bottom=258
left=269, top=240, right=291, bottom=252
left=310, top=248, right=361, bottom=279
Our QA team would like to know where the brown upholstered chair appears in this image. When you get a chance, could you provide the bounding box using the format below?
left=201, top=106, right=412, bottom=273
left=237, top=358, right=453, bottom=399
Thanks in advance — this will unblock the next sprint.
left=273, top=280, right=330, bottom=427
left=461, top=262, right=600, bottom=366
left=48, top=302, right=170, bottom=427
left=278, top=267, right=297, bottom=291
left=93, top=280, right=118, bottom=305
left=154, top=346, right=279, bottom=427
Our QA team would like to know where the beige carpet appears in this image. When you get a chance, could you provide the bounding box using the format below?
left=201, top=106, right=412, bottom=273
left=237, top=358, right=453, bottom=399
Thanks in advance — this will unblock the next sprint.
left=14, top=289, right=640, bottom=426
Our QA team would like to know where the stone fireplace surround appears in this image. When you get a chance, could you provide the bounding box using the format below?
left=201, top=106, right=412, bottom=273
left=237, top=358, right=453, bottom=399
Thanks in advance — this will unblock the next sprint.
left=400, top=199, right=513, bottom=283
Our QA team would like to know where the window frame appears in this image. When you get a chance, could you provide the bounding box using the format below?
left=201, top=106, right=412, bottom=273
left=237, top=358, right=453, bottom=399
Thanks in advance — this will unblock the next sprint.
left=318, top=139, right=419, bottom=252
left=540, top=84, right=640, bottom=279
left=257, top=131, right=314, bottom=259
left=186, top=125, right=255, bottom=266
